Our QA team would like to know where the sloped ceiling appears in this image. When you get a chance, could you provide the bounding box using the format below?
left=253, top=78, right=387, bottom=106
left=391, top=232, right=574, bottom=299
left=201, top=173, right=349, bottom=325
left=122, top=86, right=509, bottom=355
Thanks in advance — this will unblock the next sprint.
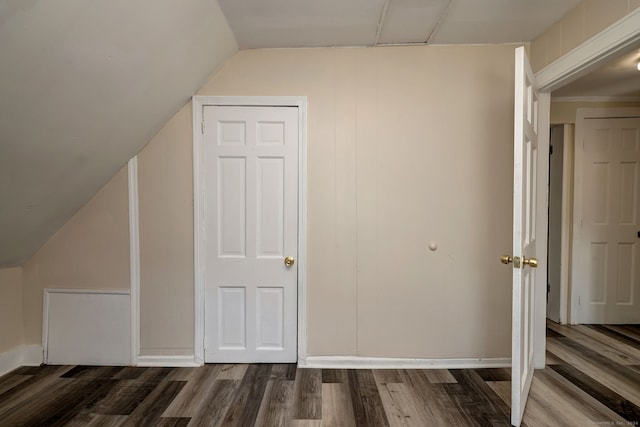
left=0, top=0, right=238, bottom=267
left=0, top=0, right=585, bottom=268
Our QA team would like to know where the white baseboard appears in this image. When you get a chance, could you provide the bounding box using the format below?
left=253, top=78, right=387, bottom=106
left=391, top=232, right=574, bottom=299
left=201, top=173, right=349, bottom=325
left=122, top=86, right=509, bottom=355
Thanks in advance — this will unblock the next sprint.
left=0, top=347, right=23, bottom=377
left=0, top=345, right=44, bottom=377
left=298, top=356, right=511, bottom=370
left=22, top=345, right=44, bottom=366
left=137, top=355, right=201, bottom=367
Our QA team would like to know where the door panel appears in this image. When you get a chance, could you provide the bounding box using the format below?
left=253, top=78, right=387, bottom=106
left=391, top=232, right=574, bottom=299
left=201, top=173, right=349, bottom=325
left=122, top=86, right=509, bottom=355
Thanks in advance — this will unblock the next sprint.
left=204, top=106, right=298, bottom=363
left=256, top=287, right=285, bottom=349
left=256, top=158, right=285, bottom=257
left=219, top=287, right=246, bottom=349
left=578, top=117, right=640, bottom=324
left=218, top=157, right=246, bottom=256
left=511, top=46, right=539, bottom=427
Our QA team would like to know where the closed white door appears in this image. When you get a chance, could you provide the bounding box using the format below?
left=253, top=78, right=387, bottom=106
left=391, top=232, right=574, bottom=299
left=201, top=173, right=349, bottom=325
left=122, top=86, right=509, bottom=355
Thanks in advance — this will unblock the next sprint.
left=576, top=117, right=640, bottom=324
left=510, top=46, right=539, bottom=427
left=203, top=106, right=298, bottom=363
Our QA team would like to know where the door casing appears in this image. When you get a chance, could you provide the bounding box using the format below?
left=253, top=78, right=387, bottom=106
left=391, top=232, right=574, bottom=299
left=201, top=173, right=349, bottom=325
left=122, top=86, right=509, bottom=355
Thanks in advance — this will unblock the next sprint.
left=193, top=96, right=308, bottom=365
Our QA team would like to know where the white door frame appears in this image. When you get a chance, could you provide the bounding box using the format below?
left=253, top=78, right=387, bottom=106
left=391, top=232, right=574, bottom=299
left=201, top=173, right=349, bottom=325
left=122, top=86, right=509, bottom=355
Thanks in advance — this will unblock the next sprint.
left=535, top=9, right=640, bottom=93
left=571, top=107, right=640, bottom=324
left=559, top=124, right=574, bottom=325
left=546, top=124, right=574, bottom=325
left=531, top=7, right=640, bottom=367
left=192, top=96, right=308, bottom=365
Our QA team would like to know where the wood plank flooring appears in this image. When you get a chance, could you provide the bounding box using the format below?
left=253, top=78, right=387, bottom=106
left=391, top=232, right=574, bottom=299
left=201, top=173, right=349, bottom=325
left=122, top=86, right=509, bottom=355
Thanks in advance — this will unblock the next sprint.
left=0, top=323, right=638, bottom=426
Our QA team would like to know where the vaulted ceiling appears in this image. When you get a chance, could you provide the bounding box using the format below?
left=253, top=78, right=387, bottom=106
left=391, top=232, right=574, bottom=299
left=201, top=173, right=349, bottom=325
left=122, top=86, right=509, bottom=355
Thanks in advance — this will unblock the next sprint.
left=0, top=0, right=592, bottom=267
left=0, top=0, right=237, bottom=267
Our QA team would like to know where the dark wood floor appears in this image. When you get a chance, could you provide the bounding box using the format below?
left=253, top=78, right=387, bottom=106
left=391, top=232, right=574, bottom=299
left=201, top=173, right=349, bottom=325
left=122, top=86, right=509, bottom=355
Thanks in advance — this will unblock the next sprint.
left=0, top=323, right=639, bottom=426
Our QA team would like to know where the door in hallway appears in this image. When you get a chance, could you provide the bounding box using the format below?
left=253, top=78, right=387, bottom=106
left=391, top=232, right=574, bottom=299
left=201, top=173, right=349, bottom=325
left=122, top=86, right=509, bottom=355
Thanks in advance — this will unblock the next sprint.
left=576, top=117, right=640, bottom=324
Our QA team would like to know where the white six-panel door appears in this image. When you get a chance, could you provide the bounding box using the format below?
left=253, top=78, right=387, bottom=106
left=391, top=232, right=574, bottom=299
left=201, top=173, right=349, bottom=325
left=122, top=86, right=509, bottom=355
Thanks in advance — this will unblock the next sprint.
left=203, top=106, right=298, bottom=363
left=577, top=117, right=640, bottom=324
left=511, top=46, right=539, bottom=427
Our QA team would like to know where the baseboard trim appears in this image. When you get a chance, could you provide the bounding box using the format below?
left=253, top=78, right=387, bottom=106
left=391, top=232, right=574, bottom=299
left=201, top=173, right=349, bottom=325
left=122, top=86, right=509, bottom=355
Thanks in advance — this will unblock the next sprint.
left=0, top=345, right=44, bottom=377
left=0, top=347, right=23, bottom=377
left=22, top=345, right=44, bottom=366
left=137, top=355, right=201, bottom=367
left=298, top=356, right=511, bottom=369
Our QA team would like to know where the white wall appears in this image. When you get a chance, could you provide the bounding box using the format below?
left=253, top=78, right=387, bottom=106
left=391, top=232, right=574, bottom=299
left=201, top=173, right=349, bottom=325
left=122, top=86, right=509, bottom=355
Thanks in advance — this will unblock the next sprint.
left=137, top=45, right=516, bottom=359
left=0, top=267, right=24, bottom=355
left=22, top=166, right=130, bottom=345
left=551, top=101, right=640, bottom=124
left=531, top=0, right=640, bottom=72
left=138, top=106, right=194, bottom=356
left=19, top=44, right=518, bottom=360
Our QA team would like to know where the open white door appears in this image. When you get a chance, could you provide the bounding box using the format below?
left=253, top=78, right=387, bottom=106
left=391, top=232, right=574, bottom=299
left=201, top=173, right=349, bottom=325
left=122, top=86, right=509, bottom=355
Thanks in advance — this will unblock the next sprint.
left=509, top=46, right=539, bottom=426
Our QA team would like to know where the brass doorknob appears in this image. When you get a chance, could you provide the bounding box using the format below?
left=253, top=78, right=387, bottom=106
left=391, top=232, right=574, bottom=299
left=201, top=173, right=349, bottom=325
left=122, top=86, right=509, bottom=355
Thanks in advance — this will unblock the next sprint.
left=284, top=256, right=295, bottom=267
left=501, top=255, right=521, bottom=268
left=523, top=256, right=538, bottom=268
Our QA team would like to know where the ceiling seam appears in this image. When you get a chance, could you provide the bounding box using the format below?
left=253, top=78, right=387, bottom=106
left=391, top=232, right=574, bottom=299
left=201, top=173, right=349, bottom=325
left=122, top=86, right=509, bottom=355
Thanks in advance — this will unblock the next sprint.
left=425, top=0, right=455, bottom=44
left=374, top=0, right=391, bottom=46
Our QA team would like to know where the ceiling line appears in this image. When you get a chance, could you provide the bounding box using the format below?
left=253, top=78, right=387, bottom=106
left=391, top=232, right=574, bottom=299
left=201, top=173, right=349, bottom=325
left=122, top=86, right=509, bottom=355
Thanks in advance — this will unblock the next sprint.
left=426, top=0, right=455, bottom=44
left=374, top=0, right=391, bottom=46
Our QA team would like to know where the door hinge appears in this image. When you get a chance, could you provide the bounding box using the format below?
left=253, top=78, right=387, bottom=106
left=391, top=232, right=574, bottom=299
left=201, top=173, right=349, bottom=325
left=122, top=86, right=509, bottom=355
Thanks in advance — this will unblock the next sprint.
left=550, top=145, right=553, bottom=155
left=201, top=120, right=205, bottom=134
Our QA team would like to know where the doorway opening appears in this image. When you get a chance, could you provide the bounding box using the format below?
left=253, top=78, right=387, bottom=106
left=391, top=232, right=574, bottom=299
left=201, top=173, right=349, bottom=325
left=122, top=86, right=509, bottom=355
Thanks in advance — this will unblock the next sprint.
left=546, top=109, right=640, bottom=326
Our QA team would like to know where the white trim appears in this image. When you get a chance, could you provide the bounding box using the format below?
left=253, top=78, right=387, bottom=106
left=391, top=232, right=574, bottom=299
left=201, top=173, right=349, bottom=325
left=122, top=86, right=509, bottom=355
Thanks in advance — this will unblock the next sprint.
left=128, top=157, right=140, bottom=366
left=536, top=8, right=640, bottom=93
left=558, top=124, right=574, bottom=325
left=552, top=96, right=640, bottom=103
left=571, top=108, right=640, bottom=324
left=42, top=288, right=131, bottom=364
left=0, top=346, right=25, bottom=376
left=43, top=288, right=131, bottom=295
left=42, top=287, right=50, bottom=362
left=192, top=95, right=308, bottom=364
left=137, top=355, right=200, bottom=367
left=299, top=356, right=511, bottom=370
left=192, top=98, right=205, bottom=365
left=21, top=345, right=44, bottom=366
left=0, top=345, right=43, bottom=377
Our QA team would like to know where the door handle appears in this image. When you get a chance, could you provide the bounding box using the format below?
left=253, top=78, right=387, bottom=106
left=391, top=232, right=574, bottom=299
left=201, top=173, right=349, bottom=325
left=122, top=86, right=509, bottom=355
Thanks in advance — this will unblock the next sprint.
left=522, top=256, right=538, bottom=268
left=284, top=256, right=295, bottom=267
left=500, top=255, right=521, bottom=268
